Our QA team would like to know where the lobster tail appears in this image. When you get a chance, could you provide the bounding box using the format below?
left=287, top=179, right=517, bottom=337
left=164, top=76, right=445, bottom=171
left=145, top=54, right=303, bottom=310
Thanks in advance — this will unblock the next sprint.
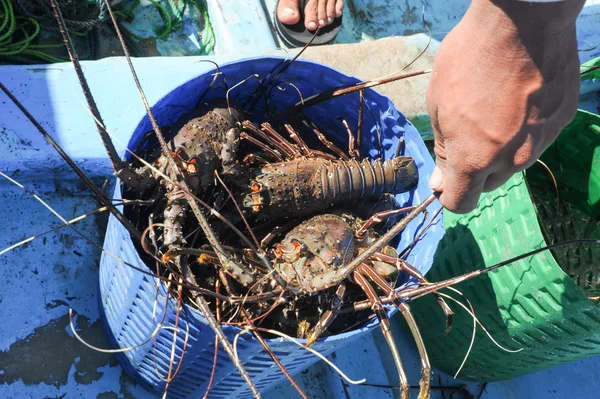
left=321, top=157, right=418, bottom=202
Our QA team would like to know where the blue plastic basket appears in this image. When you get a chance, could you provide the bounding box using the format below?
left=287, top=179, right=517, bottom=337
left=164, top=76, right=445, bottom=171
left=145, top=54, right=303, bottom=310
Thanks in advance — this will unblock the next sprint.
left=98, top=57, right=443, bottom=398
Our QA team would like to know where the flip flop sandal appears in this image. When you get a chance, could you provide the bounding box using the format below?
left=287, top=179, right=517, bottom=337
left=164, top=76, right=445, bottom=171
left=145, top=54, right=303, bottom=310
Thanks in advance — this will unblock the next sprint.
left=274, top=0, right=342, bottom=48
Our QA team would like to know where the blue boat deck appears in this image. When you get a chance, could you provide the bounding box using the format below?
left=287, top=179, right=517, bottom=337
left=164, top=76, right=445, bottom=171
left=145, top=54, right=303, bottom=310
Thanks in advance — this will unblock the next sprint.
left=2, top=1, right=600, bottom=398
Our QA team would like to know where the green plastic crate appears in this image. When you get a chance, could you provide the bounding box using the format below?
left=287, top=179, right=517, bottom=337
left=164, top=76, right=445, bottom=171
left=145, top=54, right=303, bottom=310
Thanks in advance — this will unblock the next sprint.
left=410, top=110, right=600, bottom=382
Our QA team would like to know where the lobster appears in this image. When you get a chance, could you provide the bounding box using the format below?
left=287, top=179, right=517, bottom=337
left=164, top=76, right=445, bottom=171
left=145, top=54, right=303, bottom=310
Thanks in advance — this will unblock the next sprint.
left=242, top=156, right=417, bottom=222
left=224, top=211, right=434, bottom=399
left=130, top=101, right=244, bottom=250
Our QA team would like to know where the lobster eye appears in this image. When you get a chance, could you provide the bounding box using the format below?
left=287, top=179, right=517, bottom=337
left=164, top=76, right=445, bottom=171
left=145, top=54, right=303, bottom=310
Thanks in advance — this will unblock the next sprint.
left=186, top=157, right=198, bottom=174
left=243, top=188, right=265, bottom=212
left=276, top=239, right=307, bottom=263
left=197, top=253, right=212, bottom=265
left=274, top=244, right=284, bottom=258
left=288, top=239, right=309, bottom=254
left=172, top=147, right=189, bottom=161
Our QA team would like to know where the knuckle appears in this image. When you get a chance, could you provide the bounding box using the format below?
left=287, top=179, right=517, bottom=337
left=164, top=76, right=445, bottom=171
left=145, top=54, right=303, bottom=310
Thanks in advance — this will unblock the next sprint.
left=454, top=148, right=496, bottom=176
left=512, top=145, right=534, bottom=171
left=432, top=142, right=447, bottom=164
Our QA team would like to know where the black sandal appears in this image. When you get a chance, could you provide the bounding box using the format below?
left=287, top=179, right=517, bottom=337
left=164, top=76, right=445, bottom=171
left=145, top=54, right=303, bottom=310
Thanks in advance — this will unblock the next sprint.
left=274, top=0, right=342, bottom=48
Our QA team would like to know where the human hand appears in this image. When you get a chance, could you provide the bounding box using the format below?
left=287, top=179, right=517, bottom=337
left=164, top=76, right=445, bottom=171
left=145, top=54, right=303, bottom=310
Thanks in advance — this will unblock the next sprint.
left=426, top=0, right=584, bottom=213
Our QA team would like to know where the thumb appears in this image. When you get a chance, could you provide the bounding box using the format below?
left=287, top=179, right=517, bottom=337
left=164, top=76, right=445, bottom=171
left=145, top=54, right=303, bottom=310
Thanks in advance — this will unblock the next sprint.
left=427, top=105, right=447, bottom=194
left=428, top=143, right=448, bottom=193
left=428, top=165, right=444, bottom=192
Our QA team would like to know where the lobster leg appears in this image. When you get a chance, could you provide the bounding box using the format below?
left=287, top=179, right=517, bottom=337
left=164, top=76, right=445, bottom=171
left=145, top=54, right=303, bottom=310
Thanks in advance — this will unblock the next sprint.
left=359, top=263, right=431, bottom=399
left=348, top=194, right=407, bottom=235
left=310, top=149, right=339, bottom=161
left=372, top=253, right=454, bottom=332
left=353, top=271, right=410, bottom=399
left=397, top=302, right=430, bottom=399
left=339, top=118, right=360, bottom=159
left=240, top=132, right=284, bottom=162
left=284, top=124, right=314, bottom=157
left=398, top=261, right=454, bottom=332
left=355, top=206, right=416, bottom=239
left=305, top=284, right=346, bottom=346
left=242, top=153, right=272, bottom=167
left=302, top=119, right=350, bottom=161
left=261, top=122, right=303, bottom=158
left=242, top=120, right=293, bottom=159
left=281, top=125, right=337, bottom=160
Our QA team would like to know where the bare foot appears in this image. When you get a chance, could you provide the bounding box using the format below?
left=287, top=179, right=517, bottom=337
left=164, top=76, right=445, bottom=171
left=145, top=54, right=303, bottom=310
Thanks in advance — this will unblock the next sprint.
left=277, top=0, right=344, bottom=31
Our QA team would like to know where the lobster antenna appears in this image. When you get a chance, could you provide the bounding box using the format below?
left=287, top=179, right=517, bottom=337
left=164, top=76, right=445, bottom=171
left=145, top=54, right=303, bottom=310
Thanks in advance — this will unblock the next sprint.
left=404, top=238, right=600, bottom=301
left=243, top=27, right=321, bottom=112
left=285, top=5, right=432, bottom=119
left=285, top=69, right=431, bottom=117
left=0, top=82, right=142, bottom=242
left=48, top=0, right=129, bottom=178
left=373, top=4, right=432, bottom=81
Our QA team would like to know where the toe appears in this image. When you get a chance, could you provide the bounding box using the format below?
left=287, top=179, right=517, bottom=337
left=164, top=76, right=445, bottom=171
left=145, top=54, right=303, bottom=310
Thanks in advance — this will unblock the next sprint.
left=318, top=0, right=327, bottom=27
left=335, top=0, right=344, bottom=17
left=304, top=0, right=319, bottom=30
left=277, top=0, right=300, bottom=25
left=326, top=0, right=335, bottom=24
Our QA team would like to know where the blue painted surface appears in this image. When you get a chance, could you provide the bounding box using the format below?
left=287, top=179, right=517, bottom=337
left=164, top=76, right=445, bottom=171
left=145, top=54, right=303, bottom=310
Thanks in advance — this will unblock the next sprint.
left=206, top=0, right=277, bottom=55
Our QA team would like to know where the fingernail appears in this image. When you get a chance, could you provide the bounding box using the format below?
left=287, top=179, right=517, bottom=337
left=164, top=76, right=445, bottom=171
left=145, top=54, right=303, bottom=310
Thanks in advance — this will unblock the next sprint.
left=429, top=166, right=444, bottom=191
left=284, top=7, right=296, bottom=15
left=319, top=19, right=326, bottom=26
left=308, top=21, right=317, bottom=30
left=336, top=10, right=342, bottom=17
left=327, top=17, right=333, bottom=24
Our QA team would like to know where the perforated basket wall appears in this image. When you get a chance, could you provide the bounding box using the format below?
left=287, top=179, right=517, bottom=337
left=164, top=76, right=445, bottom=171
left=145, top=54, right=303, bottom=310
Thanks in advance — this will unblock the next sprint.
left=410, top=110, right=600, bottom=382
left=98, top=57, right=443, bottom=398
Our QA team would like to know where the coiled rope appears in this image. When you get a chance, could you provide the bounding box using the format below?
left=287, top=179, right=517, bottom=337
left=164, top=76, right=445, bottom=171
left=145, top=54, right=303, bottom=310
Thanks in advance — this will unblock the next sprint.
left=0, top=0, right=215, bottom=64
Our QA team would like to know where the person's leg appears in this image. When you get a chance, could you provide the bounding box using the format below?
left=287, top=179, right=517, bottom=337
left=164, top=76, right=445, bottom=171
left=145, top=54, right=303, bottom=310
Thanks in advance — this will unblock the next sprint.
left=276, top=0, right=344, bottom=30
